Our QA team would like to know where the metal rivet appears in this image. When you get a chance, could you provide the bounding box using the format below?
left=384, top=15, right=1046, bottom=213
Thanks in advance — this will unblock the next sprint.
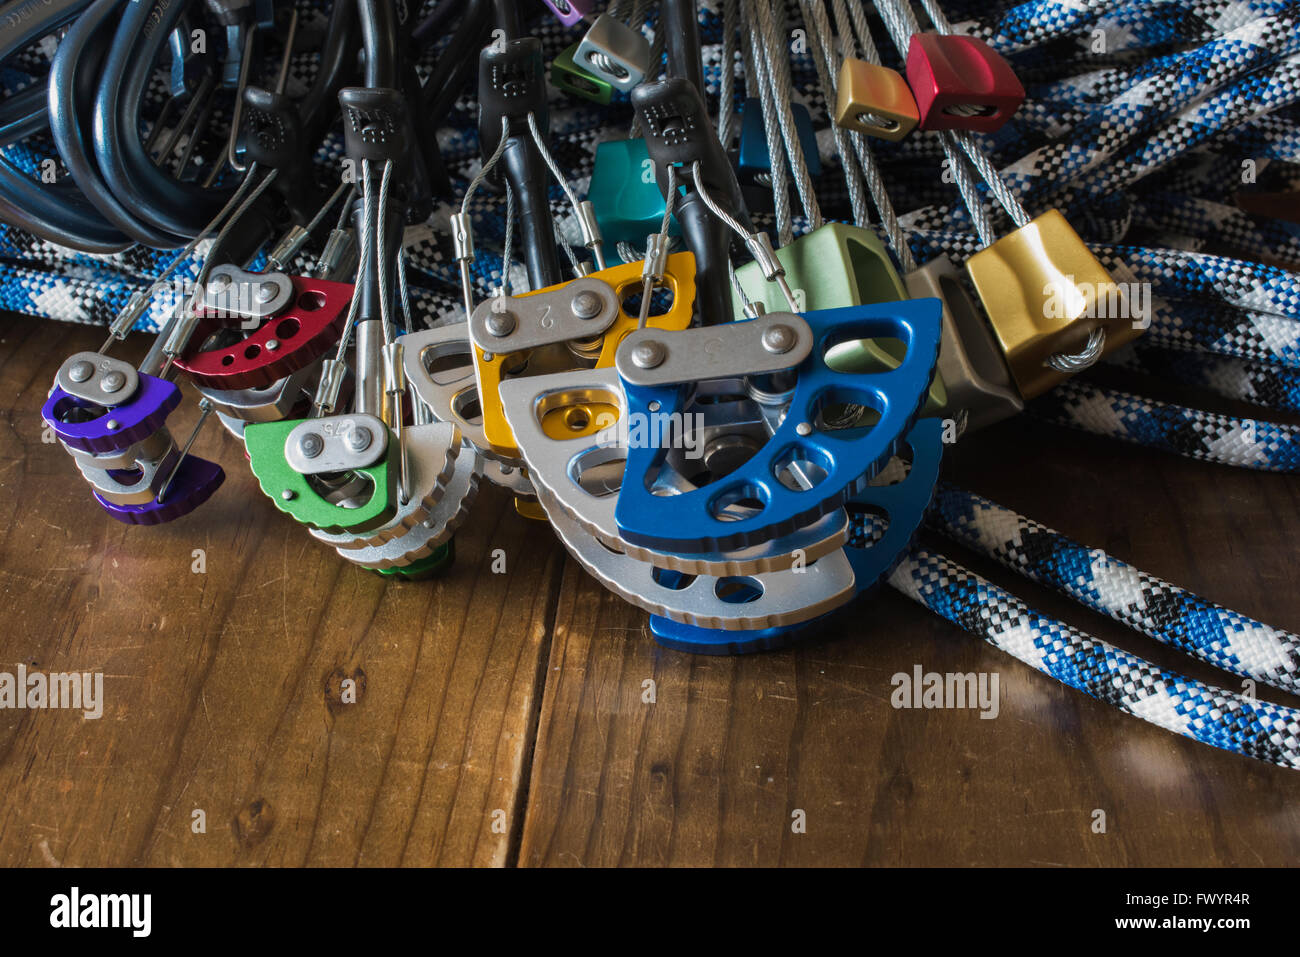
left=346, top=426, right=372, bottom=452
left=762, top=324, right=796, bottom=355
left=299, top=433, right=324, bottom=458
left=571, top=290, right=602, bottom=319
left=100, top=371, right=126, bottom=393
left=68, top=360, right=94, bottom=382
left=281, top=489, right=296, bottom=501
left=210, top=273, right=232, bottom=291
left=630, top=340, right=665, bottom=369
left=796, top=421, right=813, bottom=436
left=265, top=339, right=280, bottom=351
left=106, top=419, right=119, bottom=430
left=258, top=281, right=279, bottom=302
left=485, top=309, right=516, bottom=338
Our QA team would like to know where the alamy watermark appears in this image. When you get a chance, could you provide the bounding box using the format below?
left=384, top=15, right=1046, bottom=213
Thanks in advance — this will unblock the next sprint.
left=891, top=665, right=1000, bottom=719
left=592, top=410, right=708, bottom=459
left=1043, top=275, right=1152, bottom=330
left=50, top=888, right=150, bottom=937
left=0, top=666, right=103, bottom=719
left=153, top=276, right=272, bottom=328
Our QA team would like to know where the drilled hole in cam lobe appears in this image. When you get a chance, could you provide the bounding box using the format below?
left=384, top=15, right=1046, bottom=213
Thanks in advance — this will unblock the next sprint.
left=714, top=576, right=763, bottom=604
left=652, top=566, right=696, bottom=590
left=106, top=466, right=144, bottom=485
left=306, top=470, right=374, bottom=509
left=422, top=345, right=474, bottom=386
left=620, top=284, right=675, bottom=319
left=500, top=353, right=529, bottom=376
left=244, top=344, right=261, bottom=360
left=297, top=291, right=326, bottom=312
left=452, top=386, right=483, bottom=424
left=773, top=444, right=832, bottom=492
left=221, top=354, right=236, bottom=366
left=201, top=327, right=243, bottom=352
left=816, top=403, right=878, bottom=432
left=868, top=444, right=913, bottom=487
left=275, top=317, right=301, bottom=340
left=823, top=335, right=908, bottom=372
left=710, top=482, right=768, bottom=522
left=53, top=396, right=104, bottom=425
left=812, top=386, right=882, bottom=438
left=570, top=446, right=626, bottom=498
left=846, top=502, right=891, bottom=548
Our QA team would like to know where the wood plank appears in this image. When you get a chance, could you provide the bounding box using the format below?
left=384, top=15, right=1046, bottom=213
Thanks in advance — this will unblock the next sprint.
left=518, top=414, right=1300, bottom=866
left=0, top=315, right=564, bottom=866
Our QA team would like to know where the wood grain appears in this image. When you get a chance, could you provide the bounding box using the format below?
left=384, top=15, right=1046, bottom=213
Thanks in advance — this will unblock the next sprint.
left=0, top=316, right=564, bottom=866
left=518, top=416, right=1300, bottom=866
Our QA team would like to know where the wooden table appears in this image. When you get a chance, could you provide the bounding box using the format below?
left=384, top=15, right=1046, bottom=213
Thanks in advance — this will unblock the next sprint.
left=2, top=313, right=1298, bottom=867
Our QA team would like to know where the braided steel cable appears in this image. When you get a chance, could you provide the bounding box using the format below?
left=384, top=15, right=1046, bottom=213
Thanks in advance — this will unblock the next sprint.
left=798, top=0, right=869, bottom=226
left=739, top=0, right=795, bottom=244
left=716, top=0, right=740, bottom=150
left=876, top=0, right=1031, bottom=251
left=834, top=0, right=882, bottom=65
left=936, top=135, right=999, bottom=247
left=752, top=0, right=823, bottom=232
left=948, top=131, right=1033, bottom=229
left=800, top=0, right=916, bottom=270
left=501, top=180, right=515, bottom=297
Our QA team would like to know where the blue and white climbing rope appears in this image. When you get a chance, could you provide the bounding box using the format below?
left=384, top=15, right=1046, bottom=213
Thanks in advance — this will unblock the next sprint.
left=890, top=546, right=1300, bottom=768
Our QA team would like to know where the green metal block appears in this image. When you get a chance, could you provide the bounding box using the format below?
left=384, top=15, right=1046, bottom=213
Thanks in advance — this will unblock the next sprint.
left=730, top=222, right=906, bottom=315
left=245, top=419, right=399, bottom=534
left=551, top=43, right=613, bottom=105
left=373, top=540, right=456, bottom=580
left=730, top=223, right=945, bottom=414
left=589, top=138, right=681, bottom=249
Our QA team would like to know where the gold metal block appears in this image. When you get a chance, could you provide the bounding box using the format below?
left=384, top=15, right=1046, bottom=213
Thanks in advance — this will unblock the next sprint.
left=834, top=59, right=920, bottom=142
left=965, top=210, right=1146, bottom=399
